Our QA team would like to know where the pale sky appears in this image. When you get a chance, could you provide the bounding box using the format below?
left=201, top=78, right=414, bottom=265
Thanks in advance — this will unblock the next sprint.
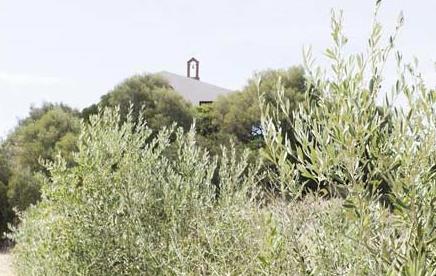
left=1, top=0, right=435, bottom=137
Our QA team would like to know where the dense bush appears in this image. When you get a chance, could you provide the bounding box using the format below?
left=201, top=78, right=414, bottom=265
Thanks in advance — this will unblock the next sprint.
left=11, top=107, right=264, bottom=275
left=1, top=75, right=193, bottom=233
left=0, top=180, right=12, bottom=236
left=3, top=104, right=80, bottom=212
left=0, top=147, right=12, bottom=236
left=0, top=104, right=80, bottom=238
left=10, top=106, right=361, bottom=274
left=0, top=145, right=9, bottom=185
left=201, top=66, right=306, bottom=152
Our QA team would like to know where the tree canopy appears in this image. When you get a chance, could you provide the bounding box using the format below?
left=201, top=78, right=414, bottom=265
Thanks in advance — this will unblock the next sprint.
left=0, top=145, right=10, bottom=186
left=3, top=104, right=81, bottom=211
left=82, top=74, right=194, bottom=131
left=197, top=66, right=306, bottom=152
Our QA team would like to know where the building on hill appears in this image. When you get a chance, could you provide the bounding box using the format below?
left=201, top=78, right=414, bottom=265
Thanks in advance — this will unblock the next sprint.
left=157, top=58, right=232, bottom=105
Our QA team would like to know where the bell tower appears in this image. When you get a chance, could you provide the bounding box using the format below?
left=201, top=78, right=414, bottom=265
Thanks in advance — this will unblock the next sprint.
left=187, top=57, right=200, bottom=80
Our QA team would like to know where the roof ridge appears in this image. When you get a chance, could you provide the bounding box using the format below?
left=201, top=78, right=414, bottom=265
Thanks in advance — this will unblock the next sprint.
left=156, top=71, right=231, bottom=91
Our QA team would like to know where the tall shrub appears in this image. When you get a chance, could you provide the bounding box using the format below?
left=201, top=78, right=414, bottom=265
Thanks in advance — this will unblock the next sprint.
left=11, top=107, right=263, bottom=275
left=261, top=4, right=435, bottom=274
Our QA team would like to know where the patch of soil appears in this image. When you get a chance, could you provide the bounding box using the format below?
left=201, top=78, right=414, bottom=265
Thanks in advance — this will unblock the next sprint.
left=0, top=252, right=14, bottom=276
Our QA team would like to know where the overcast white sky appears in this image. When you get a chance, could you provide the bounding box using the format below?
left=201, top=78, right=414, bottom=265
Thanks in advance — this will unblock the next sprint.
left=1, top=0, right=435, bottom=137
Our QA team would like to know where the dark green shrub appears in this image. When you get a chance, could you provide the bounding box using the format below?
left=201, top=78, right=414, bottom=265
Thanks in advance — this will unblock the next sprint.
left=210, top=67, right=306, bottom=149
left=82, top=74, right=193, bottom=131
left=4, top=104, right=80, bottom=209
left=6, top=170, right=42, bottom=212
left=0, top=180, right=12, bottom=237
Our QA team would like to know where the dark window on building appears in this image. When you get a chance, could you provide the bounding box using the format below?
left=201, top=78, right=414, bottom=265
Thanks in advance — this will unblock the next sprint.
left=199, top=101, right=213, bottom=105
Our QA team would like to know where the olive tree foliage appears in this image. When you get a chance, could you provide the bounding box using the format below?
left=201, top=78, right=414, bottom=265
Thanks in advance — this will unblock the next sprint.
left=261, top=4, right=435, bottom=274
left=11, top=107, right=264, bottom=275
left=4, top=104, right=80, bottom=211
left=81, top=74, right=193, bottom=131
